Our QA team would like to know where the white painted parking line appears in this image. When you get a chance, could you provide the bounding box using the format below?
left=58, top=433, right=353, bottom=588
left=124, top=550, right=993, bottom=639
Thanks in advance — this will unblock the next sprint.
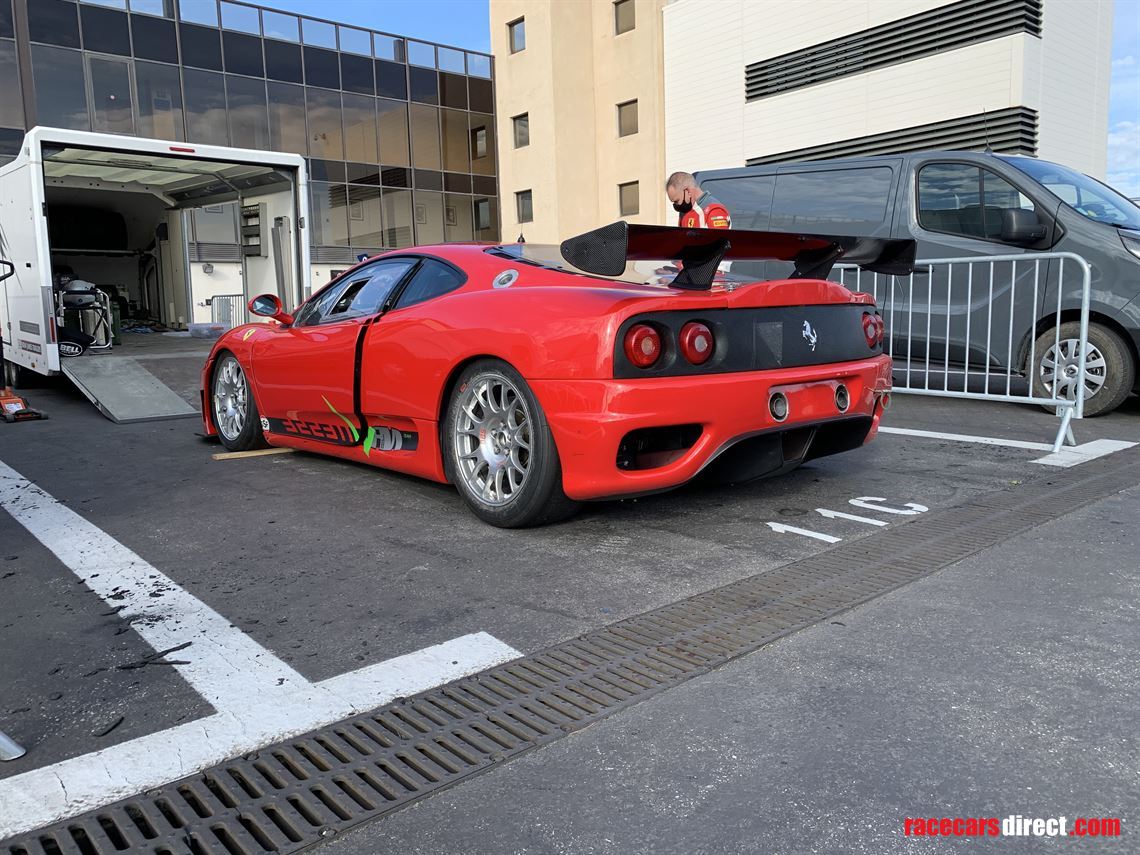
left=0, top=459, right=521, bottom=838
left=766, top=522, right=841, bottom=543
left=879, top=425, right=1052, bottom=451
left=879, top=426, right=1137, bottom=466
left=1031, top=438, right=1138, bottom=468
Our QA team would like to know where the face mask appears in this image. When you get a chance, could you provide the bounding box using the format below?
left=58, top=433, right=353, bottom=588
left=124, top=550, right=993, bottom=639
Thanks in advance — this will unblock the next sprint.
left=672, top=193, right=693, bottom=214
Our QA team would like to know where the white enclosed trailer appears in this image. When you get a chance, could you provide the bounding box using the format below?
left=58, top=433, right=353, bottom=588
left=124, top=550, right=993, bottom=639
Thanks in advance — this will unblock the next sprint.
left=0, top=126, right=310, bottom=421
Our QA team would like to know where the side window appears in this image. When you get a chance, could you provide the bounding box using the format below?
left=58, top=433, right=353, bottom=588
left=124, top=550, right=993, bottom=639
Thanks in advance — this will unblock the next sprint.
left=295, top=259, right=416, bottom=325
left=393, top=258, right=465, bottom=309
left=918, top=163, right=1037, bottom=242
left=770, top=167, right=893, bottom=232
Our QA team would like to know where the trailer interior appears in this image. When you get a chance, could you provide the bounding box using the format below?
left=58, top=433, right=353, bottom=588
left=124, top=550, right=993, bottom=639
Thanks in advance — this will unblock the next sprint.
left=28, top=143, right=302, bottom=422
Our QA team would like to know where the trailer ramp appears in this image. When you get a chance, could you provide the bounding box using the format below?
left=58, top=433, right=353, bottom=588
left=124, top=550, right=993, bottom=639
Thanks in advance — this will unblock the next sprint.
left=62, top=355, right=198, bottom=423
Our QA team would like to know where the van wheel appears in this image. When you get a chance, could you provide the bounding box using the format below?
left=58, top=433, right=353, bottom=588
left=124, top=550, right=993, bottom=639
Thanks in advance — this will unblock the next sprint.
left=1031, top=322, right=1134, bottom=417
left=443, top=359, right=578, bottom=527
left=211, top=353, right=268, bottom=451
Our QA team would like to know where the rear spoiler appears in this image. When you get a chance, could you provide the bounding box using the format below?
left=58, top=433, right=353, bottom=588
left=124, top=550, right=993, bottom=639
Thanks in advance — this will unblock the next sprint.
left=559, top=222, right=917, bottom=291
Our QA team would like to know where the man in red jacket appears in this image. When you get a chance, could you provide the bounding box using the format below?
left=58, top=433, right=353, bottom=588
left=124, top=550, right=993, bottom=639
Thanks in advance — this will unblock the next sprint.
left=665, top=172, right=731, bottom=229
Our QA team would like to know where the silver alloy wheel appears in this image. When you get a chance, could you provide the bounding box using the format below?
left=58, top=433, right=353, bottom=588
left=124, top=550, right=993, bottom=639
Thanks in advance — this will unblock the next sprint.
left=213, top=355, right=249, bottom=441
left=1039, top=337, right=1107, bottom=401
left=453, top=373, right=533, bottom=507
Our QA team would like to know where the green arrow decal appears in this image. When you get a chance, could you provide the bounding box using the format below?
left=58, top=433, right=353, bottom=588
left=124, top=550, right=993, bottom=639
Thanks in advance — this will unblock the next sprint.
left=321, top=396, right=360, bottom=443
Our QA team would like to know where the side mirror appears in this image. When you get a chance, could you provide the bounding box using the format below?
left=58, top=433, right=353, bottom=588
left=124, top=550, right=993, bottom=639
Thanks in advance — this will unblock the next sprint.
left=248, top=293, right=294, bottom=325
left=1000, top=208, right=1047, bottom=245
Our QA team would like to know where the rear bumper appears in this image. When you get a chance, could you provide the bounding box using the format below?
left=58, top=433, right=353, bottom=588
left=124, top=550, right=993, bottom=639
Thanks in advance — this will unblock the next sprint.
left=532, top=356, right=892, bottom=501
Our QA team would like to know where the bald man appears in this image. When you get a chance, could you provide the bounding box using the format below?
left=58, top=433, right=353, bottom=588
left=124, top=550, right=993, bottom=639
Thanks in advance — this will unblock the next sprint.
left=665, top=171, right=731, bottom=230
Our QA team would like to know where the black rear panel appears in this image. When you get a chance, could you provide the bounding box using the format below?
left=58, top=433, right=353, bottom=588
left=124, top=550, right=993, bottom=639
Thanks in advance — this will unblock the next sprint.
left=614, top=305, right=881, bottom=379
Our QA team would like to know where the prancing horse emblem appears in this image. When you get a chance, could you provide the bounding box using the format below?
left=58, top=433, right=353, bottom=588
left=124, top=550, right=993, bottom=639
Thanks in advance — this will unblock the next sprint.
left=802, top=320, right=818, bottom=351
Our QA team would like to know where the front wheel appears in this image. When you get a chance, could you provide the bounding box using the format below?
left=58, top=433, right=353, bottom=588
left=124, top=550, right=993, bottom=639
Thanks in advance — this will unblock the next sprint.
left=1030, top=322, right=1135, bottom=417
left=443, top=359, right=578, bottom=527
left=211, top=353, right=268, bottom=451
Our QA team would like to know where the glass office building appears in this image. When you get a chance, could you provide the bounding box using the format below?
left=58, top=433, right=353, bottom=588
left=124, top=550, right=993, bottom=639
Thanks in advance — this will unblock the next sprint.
left=0, top=0, right=500, bottom=265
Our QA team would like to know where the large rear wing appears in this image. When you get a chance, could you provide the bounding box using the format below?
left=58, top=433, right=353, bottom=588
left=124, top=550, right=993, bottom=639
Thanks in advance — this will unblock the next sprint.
left=559, top=222, right=916, bottom=291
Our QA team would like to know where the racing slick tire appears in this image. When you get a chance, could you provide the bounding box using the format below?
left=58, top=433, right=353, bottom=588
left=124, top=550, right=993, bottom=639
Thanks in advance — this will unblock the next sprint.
left=1030, top=322, right=1134, bottom=417
left=211, top=352, right=269, bottom=452
left=444, top=359, right=579, bottom=527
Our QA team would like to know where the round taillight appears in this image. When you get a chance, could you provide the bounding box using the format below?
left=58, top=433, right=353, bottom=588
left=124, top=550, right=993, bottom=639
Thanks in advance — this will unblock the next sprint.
left=624, top=323, right=662, bottom=368
left=862, top=312, right=884, bottom=349
left=679, top=321, right=714, bottom=365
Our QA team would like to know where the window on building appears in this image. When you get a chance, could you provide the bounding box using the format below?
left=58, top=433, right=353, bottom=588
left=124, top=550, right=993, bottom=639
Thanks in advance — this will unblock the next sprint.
left=444, top=194, right=474, bottom=242
left=614, top=0, right=635, bottom=35
left=441, top=109, right=470, bottom=173
left=342, top=93, right=379, bottom=163
left=183, top=67, right=228, bottom=145
left=471, top=125, right=487, bottom=160
left=0, top=41, right=22, bottom=128
left=31, top=45, right=89, bottom=130
left=378, top=98, right=410, bottom=166
left=617, top=100, right=638, bottom=137
left=619, top=181, right=639, bottom=216
left=917, top=163, right=1037, bottom=242
left=474, top=197, right=498, bottom=241
left=410, top=103, right=442, bottom=170
left=470, top=113, right=496, bottom=176
left=267, top=81, right=306, bottom=153
left=89, top=56, right=135, bottom=134
left=226, top=75, right=269, bottom=150
left=382, top=188, right=414, bottom=247
left=516, top=189, right=533, bottom=223
left=306, top=87, right=344, bottom=160
left=508, top=18, right=525, bottom=53
left=512, top=113, right=529, bottom=148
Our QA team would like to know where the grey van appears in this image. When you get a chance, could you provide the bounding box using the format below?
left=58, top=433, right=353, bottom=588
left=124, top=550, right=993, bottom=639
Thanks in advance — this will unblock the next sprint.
left=697, top=152, right=1140, bottom=415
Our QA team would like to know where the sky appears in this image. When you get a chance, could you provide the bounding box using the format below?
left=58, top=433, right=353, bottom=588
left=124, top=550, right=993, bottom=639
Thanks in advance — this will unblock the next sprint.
left=269, top=0, right=1139, bottom=195
left=1108, top=0, right=1140, bottom=197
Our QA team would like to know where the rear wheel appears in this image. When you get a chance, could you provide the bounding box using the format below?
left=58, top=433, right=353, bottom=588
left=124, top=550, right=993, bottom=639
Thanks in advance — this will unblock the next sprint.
left=1031, top=322, right=1134, bottom=417
left=443, top=359, right=577, bottom=527
left=211, top=353, right=268, bottom=451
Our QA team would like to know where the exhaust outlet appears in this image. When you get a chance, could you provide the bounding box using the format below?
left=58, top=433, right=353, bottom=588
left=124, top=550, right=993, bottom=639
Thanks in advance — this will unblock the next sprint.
left=769, top=391, right=788, bottom=422
left=880, top=392, right=892, bottom=411
left=835, top=384, right=850, bottom=413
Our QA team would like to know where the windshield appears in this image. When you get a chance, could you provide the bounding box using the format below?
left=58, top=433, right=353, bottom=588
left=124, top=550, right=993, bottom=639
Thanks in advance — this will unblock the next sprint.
left=484, top=244, right=750, bottom=288
left=1001, top=156, right=1140, bottom=229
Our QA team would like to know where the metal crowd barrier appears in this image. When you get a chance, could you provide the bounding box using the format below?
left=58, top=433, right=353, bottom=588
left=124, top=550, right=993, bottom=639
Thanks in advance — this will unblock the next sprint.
left=209, top=293, right=246, bottom=329
left=834, top=252, right=1093, bottom=452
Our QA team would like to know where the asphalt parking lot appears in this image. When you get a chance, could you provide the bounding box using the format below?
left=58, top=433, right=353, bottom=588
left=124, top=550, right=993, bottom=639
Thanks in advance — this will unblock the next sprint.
left=1, top=378, right=1138, bottom=851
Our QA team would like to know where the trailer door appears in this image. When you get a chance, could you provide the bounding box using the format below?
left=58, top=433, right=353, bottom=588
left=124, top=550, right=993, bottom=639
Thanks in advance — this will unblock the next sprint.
left=0, top=159, right=54, bottom=375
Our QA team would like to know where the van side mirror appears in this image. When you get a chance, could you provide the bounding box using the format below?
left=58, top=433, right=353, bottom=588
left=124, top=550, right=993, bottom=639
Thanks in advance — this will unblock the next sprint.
left=248, top=293, right=294, bottom=325
left=1000, top=208, right=1046, bottom=245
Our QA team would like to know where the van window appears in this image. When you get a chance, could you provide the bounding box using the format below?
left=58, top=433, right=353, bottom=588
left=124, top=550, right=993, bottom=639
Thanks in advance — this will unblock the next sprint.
left=1002, top=156, right=1140, bottom=230
left=917, top=163, right=1036, bottom=242
left=770, top=167, right=893, bottom=231
left=700, top=175, right=775, bottom=230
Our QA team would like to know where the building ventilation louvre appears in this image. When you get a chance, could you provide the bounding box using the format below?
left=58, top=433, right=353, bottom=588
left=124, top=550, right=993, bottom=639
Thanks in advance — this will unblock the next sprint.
left=313, top=246, right=366, bottom=264
left=745, top=107, right=1038, bottom=165
left=745, top=0, right=1043, bottom=101
left=188, top=243, right=242, bottom=262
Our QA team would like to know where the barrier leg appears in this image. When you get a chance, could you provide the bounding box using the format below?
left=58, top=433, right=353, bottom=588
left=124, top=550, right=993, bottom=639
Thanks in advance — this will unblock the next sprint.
left=1052, top=407, right=1076, bottom=453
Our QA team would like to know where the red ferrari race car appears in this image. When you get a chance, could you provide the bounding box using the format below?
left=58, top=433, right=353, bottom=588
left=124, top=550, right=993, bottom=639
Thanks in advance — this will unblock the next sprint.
left=201, top=222, right=913, bottom=527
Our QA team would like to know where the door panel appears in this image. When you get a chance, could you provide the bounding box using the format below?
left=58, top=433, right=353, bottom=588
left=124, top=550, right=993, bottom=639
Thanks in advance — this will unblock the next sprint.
left=252, top=319, right=364, bottom=445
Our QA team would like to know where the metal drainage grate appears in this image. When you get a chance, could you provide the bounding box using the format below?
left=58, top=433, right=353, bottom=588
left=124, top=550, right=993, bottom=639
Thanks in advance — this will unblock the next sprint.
left=6, top=450, right=1140, bottom=854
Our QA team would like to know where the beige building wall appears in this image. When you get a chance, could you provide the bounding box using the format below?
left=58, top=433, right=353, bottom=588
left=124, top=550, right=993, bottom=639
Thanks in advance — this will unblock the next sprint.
left=491, top=0, right=667, bottom=244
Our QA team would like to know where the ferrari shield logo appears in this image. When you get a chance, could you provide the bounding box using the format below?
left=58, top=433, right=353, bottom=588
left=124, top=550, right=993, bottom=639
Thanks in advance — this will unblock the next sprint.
left=802, top=320, right=818, bottom=351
